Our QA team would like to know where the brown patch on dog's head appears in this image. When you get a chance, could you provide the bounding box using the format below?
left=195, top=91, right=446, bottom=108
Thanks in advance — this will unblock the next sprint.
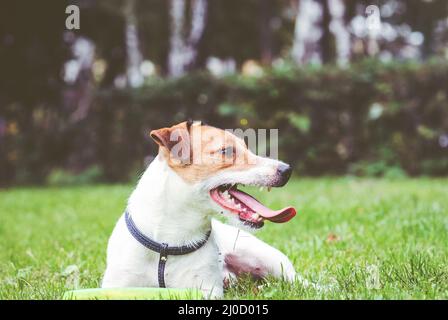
left=150, top=121, right=257, bottom=184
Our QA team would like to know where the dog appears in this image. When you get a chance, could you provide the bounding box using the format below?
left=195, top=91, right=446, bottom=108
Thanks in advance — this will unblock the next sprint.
left=102, top=121, right=297, bottom=298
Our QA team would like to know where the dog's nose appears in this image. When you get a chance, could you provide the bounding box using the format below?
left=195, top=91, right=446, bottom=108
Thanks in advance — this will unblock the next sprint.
left=276, top=163, right=292, bottom=186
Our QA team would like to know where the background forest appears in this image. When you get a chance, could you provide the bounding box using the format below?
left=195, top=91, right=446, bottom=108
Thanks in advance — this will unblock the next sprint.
left=1, top=0, right=448, bottom=185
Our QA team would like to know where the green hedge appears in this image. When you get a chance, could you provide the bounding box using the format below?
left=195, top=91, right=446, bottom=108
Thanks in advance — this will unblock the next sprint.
left=1, top=60, right=448, bottom=185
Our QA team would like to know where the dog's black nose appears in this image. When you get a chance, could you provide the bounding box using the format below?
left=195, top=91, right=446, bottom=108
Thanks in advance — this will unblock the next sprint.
left=276, top=163, right=292, bottom=187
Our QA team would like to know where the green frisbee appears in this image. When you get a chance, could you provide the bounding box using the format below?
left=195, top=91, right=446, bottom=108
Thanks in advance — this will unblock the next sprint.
left=63, top=287, right=203, bottom=300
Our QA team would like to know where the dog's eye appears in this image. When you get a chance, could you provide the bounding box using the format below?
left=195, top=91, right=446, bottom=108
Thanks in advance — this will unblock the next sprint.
left=219, top=146, right=234, bottom=157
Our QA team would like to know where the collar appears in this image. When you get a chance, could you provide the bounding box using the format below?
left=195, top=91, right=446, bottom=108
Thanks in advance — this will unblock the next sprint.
left=124, top=211, right=211, bottom=287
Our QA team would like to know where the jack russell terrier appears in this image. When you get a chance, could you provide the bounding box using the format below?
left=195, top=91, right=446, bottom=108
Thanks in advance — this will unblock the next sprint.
left=102, top=120, right=298, bottom=298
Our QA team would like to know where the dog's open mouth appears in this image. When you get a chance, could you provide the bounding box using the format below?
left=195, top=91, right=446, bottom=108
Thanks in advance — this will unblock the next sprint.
left=210, top=185, right=296, bottom=229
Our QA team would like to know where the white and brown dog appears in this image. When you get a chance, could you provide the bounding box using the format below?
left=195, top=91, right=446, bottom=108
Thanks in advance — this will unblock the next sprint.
left=102, top=121, right=297, bottom=298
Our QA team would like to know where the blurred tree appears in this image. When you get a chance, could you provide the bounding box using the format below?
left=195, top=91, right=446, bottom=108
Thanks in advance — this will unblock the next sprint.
left=401, top=0, right=448, bottom=58
left=200, top=0, right=291, bottom=68
left=123, top=0, right=144, bottom=86
left=168, top=0, right=208, bottom=77
left=291, top=0, right=324, bottom=64
left=259, top=0, right=273, bottom=64
left=99, top=0, right=144, bottom=87
left=0, top=1, right=69, bottom=184
left=320, top=0, right=334, bottom=63
left=329, top=0, right=351, bottom=65
left=136, top=0, right=170, bottom=74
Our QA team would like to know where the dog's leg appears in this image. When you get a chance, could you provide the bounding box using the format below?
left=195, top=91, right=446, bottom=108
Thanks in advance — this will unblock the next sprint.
left=212, top=219, right=296, bottom=284
left=102, top=268, right=150, bottom=288
left=101, top=217, right=156, bottom=288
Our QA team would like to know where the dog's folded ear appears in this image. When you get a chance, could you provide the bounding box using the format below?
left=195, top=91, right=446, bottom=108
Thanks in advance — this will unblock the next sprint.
left=150, top=128, right=177, bottom=150
left=150, top=122, right=191, bottom=164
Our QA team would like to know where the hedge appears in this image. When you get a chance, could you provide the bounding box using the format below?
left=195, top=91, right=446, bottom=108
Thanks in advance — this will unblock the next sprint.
left=1, top=59, right=448, bottom=185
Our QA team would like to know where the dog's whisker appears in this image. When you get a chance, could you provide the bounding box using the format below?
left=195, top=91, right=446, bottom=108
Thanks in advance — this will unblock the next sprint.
left=232, top=229, right=240, bottom=252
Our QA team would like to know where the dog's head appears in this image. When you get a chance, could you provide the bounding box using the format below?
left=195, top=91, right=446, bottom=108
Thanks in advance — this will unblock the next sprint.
left=150, top=120, right=296, bottom=229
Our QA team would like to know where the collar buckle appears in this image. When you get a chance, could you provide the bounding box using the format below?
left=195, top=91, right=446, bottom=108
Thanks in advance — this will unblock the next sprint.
left=160, top=243, right=168, bottom=260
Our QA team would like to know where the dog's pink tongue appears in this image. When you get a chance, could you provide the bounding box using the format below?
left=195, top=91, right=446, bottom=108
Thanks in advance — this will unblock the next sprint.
left=228, top=189, right=296, bottom=223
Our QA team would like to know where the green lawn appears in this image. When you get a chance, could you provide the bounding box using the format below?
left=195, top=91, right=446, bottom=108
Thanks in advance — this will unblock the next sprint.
left=1, top=178, right=447, bottom=299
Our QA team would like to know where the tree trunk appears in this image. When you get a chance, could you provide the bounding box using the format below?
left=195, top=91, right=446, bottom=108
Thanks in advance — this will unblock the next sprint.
left=168, top=0, right=185, bottom=77
left=328, top=0, right=351, bottom=65
left=124, top=0, right=144, bottom=87
left=291, top=0, right=324, bottom=65
left=64, top=36, right=96, bottom=123
left=168, top=0, right=208, bottom=77
left=320, top=0, right=332, bottom=64
left=259, top=0, right=273, bottom=65
left=366, top=5, right=381, bottom=57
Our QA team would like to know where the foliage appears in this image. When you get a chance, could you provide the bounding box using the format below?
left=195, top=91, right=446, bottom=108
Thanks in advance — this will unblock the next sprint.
left=2, top=60, right=448, bottom=185
left=0, top=178, right=447, bottom=299
left=46, top=166, right=103, bottom=186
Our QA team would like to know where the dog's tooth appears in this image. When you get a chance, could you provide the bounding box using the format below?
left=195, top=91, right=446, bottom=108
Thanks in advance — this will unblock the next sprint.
left=252, top=213, right=259, bottom=219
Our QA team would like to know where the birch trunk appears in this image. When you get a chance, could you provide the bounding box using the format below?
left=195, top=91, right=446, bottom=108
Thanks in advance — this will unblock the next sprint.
left=328, top=0, right=351, bottom=65
left=291, top=0, right=323, bottom=65
left=64, top=36, right=96, bottom=122
left=124, top=0, right=144, bottom=87
left=168, top=0, right=208, bottom=77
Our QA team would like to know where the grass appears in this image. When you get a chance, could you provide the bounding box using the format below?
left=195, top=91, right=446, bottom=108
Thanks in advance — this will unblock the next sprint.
left=0, top=177, right=447, bottom=299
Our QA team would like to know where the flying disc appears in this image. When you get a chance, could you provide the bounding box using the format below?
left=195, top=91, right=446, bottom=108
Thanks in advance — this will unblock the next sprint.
left=63, top=287, right=203, bottom=300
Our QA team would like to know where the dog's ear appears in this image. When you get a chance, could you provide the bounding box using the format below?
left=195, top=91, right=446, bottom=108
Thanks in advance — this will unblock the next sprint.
left=150, top=127, right=177, bottom=150
left=150, top=122, right=191, bottom=164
